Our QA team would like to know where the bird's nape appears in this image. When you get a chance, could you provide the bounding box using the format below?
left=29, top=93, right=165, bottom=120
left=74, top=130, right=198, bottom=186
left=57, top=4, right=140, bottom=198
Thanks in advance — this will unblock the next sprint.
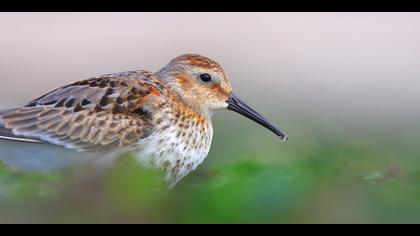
left=226, top=92, right=288, bottom=141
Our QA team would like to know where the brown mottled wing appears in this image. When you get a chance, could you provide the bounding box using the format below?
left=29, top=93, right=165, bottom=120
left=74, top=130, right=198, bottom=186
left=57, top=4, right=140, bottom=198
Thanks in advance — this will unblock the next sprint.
left=0, top=70, right=168, bottom=151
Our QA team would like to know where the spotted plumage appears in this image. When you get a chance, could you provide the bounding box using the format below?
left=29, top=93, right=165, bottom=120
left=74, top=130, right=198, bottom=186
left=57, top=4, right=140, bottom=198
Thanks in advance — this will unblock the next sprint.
left=0, top=54, right=287, bottom=187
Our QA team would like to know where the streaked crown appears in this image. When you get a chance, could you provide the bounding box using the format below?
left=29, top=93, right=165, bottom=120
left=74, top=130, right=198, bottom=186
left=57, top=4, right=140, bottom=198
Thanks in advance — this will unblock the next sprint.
left=157, top=54, right=233, bottom=116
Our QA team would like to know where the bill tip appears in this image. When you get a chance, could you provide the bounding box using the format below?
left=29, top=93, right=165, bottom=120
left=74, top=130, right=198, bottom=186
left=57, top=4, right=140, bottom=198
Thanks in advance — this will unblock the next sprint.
left=280, top=134, right=288, bottom=142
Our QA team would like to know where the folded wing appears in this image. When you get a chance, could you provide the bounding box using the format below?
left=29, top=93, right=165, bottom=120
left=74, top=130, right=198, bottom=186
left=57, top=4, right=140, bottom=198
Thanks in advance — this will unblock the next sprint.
left=0, top=70, right=168, bottom=152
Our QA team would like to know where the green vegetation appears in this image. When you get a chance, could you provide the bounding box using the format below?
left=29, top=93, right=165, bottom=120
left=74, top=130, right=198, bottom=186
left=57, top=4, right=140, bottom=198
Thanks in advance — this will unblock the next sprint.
left=0, top=117, right=420, bottom=223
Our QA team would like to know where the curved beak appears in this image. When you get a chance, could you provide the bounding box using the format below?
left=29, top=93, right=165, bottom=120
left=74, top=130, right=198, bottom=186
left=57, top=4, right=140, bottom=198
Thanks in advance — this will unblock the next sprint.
left=226, top=92, right=288, bottom=141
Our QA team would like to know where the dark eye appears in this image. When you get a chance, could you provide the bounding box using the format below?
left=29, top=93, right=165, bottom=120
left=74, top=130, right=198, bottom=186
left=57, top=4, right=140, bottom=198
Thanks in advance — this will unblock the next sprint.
left=199, top=73, right=212, bottom=83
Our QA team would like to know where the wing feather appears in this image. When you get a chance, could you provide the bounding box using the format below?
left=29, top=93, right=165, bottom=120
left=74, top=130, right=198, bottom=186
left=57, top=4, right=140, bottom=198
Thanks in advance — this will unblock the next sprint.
left=0, top=70, right=169, bottom=151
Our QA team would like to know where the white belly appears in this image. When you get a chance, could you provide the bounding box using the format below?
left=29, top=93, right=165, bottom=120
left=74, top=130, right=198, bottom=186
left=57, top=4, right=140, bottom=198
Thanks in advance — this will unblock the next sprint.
left=134, top=123, right=213, bottom=187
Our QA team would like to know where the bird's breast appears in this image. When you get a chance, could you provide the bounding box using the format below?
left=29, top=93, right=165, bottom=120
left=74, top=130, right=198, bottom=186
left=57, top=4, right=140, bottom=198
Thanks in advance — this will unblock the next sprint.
left=134, top=107, right=213, bottom=187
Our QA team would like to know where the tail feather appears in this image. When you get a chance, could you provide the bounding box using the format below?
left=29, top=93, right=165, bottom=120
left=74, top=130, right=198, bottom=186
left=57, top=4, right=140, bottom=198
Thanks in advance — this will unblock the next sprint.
left=0, top=109, right=44, bottom=144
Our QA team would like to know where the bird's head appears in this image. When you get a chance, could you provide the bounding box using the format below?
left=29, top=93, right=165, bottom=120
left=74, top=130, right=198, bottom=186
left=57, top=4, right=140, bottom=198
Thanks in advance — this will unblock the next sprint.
left=157, top=54, right=288, bottom=141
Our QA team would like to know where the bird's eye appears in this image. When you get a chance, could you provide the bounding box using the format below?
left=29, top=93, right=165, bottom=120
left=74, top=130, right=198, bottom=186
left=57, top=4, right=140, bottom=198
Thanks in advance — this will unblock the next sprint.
left=199, top=73, right=212, bottom=83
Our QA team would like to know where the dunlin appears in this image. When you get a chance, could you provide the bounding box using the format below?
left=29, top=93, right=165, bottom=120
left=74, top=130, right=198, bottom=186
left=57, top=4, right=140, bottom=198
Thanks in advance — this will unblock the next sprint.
left=0, top=54, right=287, bottom=187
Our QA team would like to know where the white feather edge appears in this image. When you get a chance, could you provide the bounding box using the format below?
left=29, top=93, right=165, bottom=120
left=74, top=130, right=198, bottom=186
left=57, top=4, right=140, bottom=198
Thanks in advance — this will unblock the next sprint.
left=0, top=109, right=44, bottom=144
left=0, top=135, right=43, bottom=144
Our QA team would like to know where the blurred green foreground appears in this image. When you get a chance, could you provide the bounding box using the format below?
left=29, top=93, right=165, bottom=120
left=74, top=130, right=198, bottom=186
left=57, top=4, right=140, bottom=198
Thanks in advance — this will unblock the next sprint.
left=0, top=114, right=420, bottom=224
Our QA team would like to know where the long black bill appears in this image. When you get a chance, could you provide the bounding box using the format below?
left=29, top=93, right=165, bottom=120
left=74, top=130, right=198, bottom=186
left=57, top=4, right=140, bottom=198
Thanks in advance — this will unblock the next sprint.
left=226, top=92, right=288, bottom=141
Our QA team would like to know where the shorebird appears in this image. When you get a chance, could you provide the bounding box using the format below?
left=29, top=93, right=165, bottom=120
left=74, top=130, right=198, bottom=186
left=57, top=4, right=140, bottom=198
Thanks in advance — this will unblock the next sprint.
left=0, top=54, right=287, bottom=187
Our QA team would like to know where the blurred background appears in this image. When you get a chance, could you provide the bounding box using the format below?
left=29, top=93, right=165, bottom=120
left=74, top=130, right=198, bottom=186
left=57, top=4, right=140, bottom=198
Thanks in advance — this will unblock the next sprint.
left=0, top=12, right=420, bottom=223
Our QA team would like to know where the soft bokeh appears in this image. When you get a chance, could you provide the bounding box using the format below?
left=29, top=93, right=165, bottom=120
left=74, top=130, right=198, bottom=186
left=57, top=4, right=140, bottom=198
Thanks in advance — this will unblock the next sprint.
left=0, top=12, right=420, bottom=223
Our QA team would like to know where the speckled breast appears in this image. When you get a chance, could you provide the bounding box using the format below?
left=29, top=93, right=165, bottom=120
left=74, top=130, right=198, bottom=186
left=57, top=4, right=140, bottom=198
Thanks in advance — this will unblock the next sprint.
left=134, top=102, right=214, bottom=187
